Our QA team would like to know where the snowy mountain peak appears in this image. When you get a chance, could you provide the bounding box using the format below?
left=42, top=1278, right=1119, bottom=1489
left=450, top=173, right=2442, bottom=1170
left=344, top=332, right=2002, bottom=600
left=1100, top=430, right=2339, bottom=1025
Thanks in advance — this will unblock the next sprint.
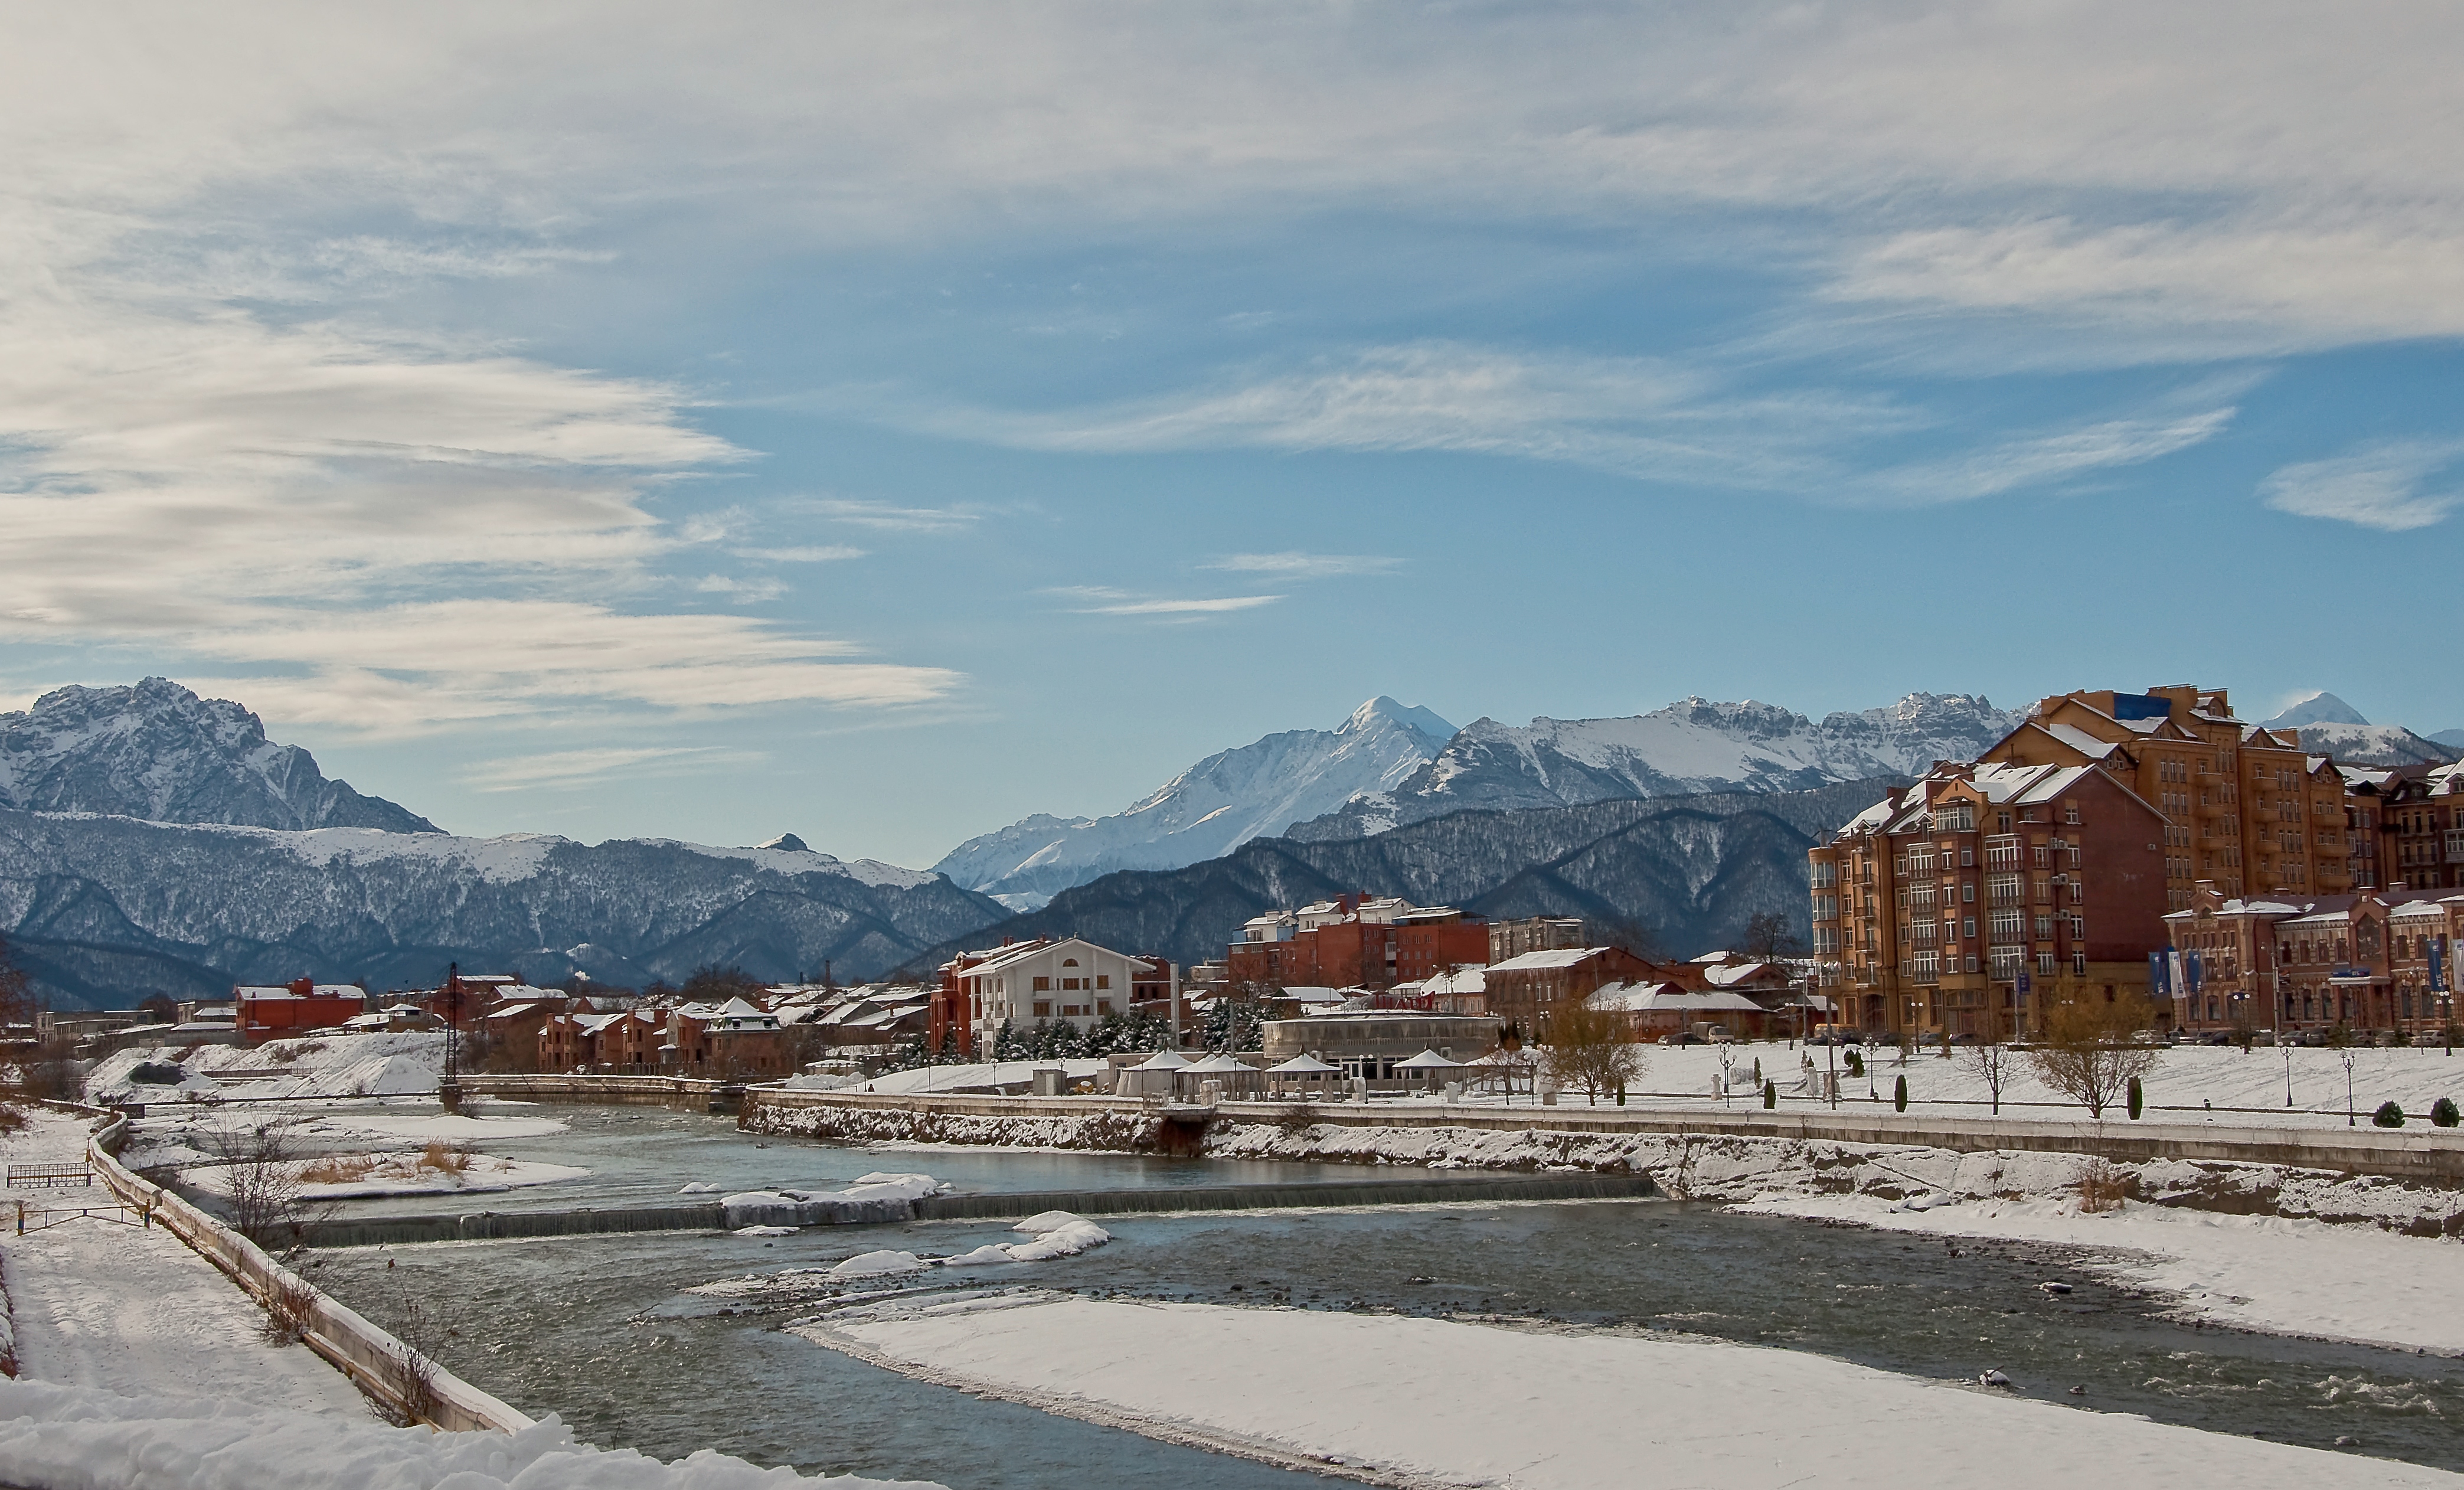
left=2263, top=691, right=2371, bottom=728
left=0, top=677, right=439, bottom=834
left=934, top=698, right=1458, bottom=909
left=1342, top=695, right=1456, bottom=746
left=759, top=832, right=810, bottom=852
left=1293, top=691, right=2022, bottom=838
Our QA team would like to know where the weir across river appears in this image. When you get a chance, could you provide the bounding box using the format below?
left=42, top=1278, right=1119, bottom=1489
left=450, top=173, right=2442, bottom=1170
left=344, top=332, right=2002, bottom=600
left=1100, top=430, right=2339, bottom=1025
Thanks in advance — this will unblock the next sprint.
left=292, top=1172, right=1658, bottom=1247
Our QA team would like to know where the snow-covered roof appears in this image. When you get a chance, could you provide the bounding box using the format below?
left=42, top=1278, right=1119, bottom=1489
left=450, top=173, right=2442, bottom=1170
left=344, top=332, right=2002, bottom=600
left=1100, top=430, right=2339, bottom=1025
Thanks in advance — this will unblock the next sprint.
left=1701, top=962, right=1780, bottom=986
left=1391, top=1048, right=1465, bottom=1070
left=1586, top=982, right=1762, bottom=1014
left=1274, top=986, right=1347, bottom=1004
left=1486, top=947, right=1613, bottom=972
left=1266, top=1053, right=1339, bottom=1073
left=1130, top=1050, right=1192, bottom=1070
left=1181, top=1053, right=1253, bottom=1073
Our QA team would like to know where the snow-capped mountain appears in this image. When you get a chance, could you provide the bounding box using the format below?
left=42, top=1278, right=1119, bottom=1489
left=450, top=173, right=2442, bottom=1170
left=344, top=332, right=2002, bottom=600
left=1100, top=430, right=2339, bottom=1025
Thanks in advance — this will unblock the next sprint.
left=0, top=811, right=1005, bottom=1007
left=934, top=697, right=1456, bottom=910
left=0, top=678, right=436, bottom=833
left=1291, top=694, right=2021, bottom=839
left=2258, top=693, right=2457, bottom=766
left=2262, top=691, right=2372, bottom=730
left=2289, top=723, right=2457, bottom=767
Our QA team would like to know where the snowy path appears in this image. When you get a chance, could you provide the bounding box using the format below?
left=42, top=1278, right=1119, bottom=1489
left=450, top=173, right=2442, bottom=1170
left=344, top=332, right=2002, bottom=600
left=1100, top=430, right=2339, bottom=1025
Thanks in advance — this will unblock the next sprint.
left=814, top=1293, right=2463, bottom=1490
left=1737, top=1190, right=2464, bottom=1355
left=1, top=1110, right=369, bottom=1413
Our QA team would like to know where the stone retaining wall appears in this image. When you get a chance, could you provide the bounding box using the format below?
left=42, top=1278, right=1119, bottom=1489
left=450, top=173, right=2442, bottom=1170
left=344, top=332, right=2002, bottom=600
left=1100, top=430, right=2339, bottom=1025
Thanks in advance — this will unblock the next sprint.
left=744, top=1087, right=2464, bottom=1184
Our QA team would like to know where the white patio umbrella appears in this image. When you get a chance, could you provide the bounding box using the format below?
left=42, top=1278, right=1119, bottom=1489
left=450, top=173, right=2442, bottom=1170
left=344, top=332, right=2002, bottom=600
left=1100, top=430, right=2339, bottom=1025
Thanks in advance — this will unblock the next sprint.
left=1265, top=1053, right=1338, bottom=1074
left=1391, top=1048, right=1464, bottom=1071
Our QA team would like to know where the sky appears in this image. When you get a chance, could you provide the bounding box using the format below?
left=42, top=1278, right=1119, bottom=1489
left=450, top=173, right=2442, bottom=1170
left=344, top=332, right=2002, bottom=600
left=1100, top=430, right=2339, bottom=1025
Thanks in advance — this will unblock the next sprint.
left=4, top=2, right=2462, bottom=869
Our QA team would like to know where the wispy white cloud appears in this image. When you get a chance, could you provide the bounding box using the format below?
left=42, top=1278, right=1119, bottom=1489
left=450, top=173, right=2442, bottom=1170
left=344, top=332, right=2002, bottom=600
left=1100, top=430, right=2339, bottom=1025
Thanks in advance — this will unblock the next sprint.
left=902, top=341, right=2233, bottom=504
left=751, top=544, right=868, bottom=563
left=695, top=574, right=790, bottom=602
left=1865, top=407, right=2239, bottom=506
left=1205, top=552, right=1402, bottom=580
left=793, top=498, right=981, bottom=533
left=463, top=744, right=765, bottom=792
left=1047, top=586, right=1282, bottom=619
left=902, top=342, right=1907, bottom=492
left=2259, top=440, right=2463, bottom=531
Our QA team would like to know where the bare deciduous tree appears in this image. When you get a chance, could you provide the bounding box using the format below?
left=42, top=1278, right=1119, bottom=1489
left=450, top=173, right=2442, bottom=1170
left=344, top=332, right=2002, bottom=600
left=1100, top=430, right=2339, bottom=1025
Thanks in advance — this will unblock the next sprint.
left=1958, top=984, right=2015, bottom=1115
left=202, top=1115, right=315, bottom=1245
left=1739, top=910, right=1803, bottom=962
left=1541, top=999, right=1647, bottom=1106
left=2027, top=992, right=2164, bottom=1119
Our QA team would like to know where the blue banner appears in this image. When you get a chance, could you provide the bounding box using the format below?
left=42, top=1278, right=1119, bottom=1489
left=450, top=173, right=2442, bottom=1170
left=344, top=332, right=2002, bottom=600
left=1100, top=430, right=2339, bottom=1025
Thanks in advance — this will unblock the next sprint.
left=2149, top=951, right=2168, bottom=996
left=2435, top=936, right=2448, bottom=995
left=2188, top=950, right=2203, bottom=994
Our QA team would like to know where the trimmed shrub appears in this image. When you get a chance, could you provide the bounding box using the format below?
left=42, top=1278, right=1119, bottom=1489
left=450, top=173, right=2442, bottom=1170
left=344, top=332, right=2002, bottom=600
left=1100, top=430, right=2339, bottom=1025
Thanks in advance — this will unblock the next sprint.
left=1845, top=1050, right=1865, bottom=1077
left=1763, top=1079, right=1776, bottom=1109
left=2432, top=1097, right=2459, bottom=1129
left=2126, top=1075, right=2143, bottom=1120
left=1893, top=1074, right=1907, bottom=1113
left=2374, top=1100, right=2406, bottom=1129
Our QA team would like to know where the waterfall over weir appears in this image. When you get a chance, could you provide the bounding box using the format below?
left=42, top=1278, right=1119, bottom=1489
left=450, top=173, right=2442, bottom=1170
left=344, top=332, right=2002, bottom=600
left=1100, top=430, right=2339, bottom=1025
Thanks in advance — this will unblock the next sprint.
left=293, top=1172, right=1656, bottom=1248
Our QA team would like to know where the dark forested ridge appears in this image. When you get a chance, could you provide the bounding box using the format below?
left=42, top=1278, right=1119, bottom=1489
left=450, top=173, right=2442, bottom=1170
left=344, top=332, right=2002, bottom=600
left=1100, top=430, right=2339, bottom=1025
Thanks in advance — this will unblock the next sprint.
left=906, top=776, right=1901, bottom=974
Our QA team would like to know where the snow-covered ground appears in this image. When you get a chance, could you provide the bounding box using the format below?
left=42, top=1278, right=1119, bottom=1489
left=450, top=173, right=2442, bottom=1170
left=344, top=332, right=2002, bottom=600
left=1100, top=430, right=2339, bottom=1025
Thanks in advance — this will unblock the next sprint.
left=178, top=1151, right=587, bottom=1202
left=808, top=1293, right=2457, bottom=1490
left=0, top=1378, right=946, bottom=1489
left=87, top=1031, right=447, bottom=1105
left=0, top=1110, right=370, bottom=1413
left=119, top=1105, right=571, bottom=1177
left=1738, top=1189, right=2464, bottom=1355
left=1487, top=1040, right=2464, bottom=1128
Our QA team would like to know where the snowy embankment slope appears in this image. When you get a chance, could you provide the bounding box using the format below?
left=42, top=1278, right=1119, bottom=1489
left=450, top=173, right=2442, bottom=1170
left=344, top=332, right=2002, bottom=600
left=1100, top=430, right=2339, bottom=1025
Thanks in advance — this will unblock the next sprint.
left=1738, top=1191, right=2464, bottom=1356
left=0, top=1111, right=368, bottom=1412
left=0, top=1379, right=946, bottom=1490
left=811, top=1293, right=2456, bottom=1490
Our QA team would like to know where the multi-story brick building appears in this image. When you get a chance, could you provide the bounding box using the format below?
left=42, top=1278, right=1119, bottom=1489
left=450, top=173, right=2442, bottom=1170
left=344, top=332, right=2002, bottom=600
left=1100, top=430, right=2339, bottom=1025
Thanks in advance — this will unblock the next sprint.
left=2384, top=762, right=2464, bottom=891
left=1482, top=945, right=1667, bottom=1038
left=1488, top=916, right=1587, bottom=964
left=1224, top=894, right=1489, bottom=991
left=2158, top=880, right=2462, bottom=1039
left=1978, top=685, right=2355, bottom=906
left=1808, top=760, right=2168, bottom=1040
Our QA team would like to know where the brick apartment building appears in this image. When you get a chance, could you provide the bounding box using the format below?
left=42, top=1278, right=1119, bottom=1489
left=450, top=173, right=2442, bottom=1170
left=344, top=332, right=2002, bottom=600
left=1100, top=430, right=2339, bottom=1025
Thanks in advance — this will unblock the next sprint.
left=2384, top=762, right=2464, bottom=891
left=1224, top=894, right=1489, bottom=991
left=1979, top=685, right=2357, bottom=907
left=1488, top=916, right=1587, bottom=963
left=1809, top=759, right=2168, bottom=1041
left=1482, top=945, right=1667, bottom=1038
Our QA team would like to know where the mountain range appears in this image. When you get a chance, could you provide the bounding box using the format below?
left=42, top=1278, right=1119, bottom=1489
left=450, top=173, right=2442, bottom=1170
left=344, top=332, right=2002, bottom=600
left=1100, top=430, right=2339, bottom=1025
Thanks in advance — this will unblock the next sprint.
left=934, top=697, right=1453, bottom=911
left=0, top=684, right=1001, bottom=1007
left=2, top=679, right=437, bottom=833
left=907, top=778, right=1901, bottom=977
left=2259, top=692, right=2458, bottom=767
left=1288, top=693, right=2022, bottom=841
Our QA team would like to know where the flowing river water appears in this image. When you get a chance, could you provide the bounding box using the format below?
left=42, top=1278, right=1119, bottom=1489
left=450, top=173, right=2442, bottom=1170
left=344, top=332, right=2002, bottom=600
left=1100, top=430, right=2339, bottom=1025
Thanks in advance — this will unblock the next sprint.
left=299, top=1105, right=2464, bottom=1488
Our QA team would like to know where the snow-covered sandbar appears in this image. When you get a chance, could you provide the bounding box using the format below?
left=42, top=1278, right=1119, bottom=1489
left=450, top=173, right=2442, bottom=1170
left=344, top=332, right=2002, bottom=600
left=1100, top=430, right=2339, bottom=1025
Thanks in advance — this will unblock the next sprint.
left=1735, top=1190, right=2464, bottom=1355
left=807, top=1293, right=2461, bottom=1490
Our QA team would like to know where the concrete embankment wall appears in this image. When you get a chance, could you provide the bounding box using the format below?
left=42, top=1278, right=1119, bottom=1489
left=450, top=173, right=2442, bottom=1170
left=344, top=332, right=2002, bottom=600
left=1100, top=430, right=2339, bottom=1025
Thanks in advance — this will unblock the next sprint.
left=77, top=1107, right=530, bottom=1432
left=744, top=1087, right=2464, bottom=1185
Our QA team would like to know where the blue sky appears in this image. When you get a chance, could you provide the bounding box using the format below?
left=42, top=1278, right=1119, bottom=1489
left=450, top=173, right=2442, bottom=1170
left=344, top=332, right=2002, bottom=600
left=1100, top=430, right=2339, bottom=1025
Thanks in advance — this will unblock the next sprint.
left=4, top=4, right=2461, bottom=867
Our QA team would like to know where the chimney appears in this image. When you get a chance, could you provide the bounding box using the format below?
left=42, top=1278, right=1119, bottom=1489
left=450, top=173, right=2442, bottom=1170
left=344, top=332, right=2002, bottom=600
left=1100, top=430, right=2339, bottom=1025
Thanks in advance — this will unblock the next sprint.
left=287, top=976, right=313, bottom=996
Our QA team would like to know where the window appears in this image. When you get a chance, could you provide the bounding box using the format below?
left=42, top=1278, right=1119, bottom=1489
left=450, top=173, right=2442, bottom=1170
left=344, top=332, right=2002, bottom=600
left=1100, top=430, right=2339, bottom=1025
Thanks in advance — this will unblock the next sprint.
left=1097, top=1000, right=1115, bottom=1015
left=1032, top=976, right=1051, bottom=992
left=2035, top=914, right=2053, bottom=939
left=2064, top=804, right=2081, bottom=825
left=1997, top=811, right=2013, bottom=831
left=1960, top=846, right=1975, bottom=867
left=1963, top=917, right=1976, bottom=939
left=1962, top=881, right=1975, bottom=902
left=2038, top=951, right=2056, bottom=975
left=1095, top=975, right=1110, bottom=989
left=1965, top=955, right=1980, bottom=974
left=1032, top=1000, right=1051, bottom=1018
left=1991, top=909, right=2023, bottom=942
